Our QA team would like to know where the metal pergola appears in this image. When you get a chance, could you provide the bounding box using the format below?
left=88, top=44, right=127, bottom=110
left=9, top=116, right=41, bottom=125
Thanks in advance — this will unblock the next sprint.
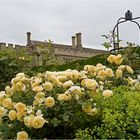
left=112, top=10, right=140, bottom=50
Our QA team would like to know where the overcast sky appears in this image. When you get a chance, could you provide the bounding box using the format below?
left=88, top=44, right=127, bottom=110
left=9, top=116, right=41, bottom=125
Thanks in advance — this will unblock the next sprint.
left=0, top=0, right=140, bottom=50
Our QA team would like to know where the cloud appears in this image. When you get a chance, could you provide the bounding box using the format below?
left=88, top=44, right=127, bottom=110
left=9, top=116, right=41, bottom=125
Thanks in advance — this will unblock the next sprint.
left=0, top=0, right=140, bottom=50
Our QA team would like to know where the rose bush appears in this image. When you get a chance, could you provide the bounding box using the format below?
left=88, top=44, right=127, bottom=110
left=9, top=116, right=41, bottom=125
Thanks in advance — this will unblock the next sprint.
left=0, top=54, right=139, bottom=139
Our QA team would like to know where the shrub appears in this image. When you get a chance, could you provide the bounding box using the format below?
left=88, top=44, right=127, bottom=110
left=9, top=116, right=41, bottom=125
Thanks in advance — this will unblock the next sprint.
left=0, top=54, right=139, bottom=139
left=75, top=86, right=140, bottom=139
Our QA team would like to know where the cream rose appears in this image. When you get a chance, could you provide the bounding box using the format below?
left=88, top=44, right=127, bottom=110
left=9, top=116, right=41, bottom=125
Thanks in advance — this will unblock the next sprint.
left=114, top=54, right=123, bottom=65
left=8, top=110, right=17, bottom=121
left=43, top=82, right=53, bottom=91
left=15, top=81, right=26, bottom=92
left=105, top=68, right=114, bottom=77
left=15, top=102, right=26, bottom=113
left=88, top=107, right=98, bottom=116
left=102, top=90, right=113, bottom=97
left=96, top=70, right=107, bottom=80
left=45, top=97, right=55, bottom=107
left=63, top=80, right=74, bottom=89
left=32, top=86, right=43, bottom=93
left=35, top=92, right=45, bottom=103
left=116, top=69, right=123, bottom=78
left=2, top=98, right=12, bottom=109
left=126, top=65, right=134, bottom=74
left=107, top=55, right=115, bottom=64
left=82, top=103, right=92, bottom=113
left=17, top=131, right=28, bottom=140
left=31, top=116, right=46, bottom=129
left=57, top=93, right=72, bottom=101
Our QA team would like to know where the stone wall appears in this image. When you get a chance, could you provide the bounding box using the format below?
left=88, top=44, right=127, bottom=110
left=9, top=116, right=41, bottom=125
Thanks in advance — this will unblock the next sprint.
left=0, top=32, right=106, bottom=66
left=0, top=42, right=26, bottom=51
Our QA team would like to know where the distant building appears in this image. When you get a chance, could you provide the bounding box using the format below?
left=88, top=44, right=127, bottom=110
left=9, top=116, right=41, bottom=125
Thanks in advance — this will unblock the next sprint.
left=0, top=32, right=106, bottom=66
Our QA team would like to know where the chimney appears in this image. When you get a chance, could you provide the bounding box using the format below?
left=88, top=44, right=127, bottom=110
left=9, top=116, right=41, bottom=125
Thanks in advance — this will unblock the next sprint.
left=72, top=36, right=76, bottom=48
left=76, top=33, right=82, bottom=48
left=27, top=32, right=31, bottom=45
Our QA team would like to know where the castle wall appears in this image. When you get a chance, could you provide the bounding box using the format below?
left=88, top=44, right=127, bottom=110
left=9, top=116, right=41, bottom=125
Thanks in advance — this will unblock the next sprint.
left=54, top=46, right=105, bottom=61
left=0, top=42, right=26, bottom=51
left=0, top=41, right=106, bottom=66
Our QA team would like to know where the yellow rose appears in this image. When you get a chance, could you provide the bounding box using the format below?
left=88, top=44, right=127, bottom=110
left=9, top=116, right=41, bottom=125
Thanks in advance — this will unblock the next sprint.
left=43, top=82, right=53, bottom=91
left=32, top=86, right=43, bottom=93
left=2, top=98, right=12, bottom=109
left=82, top=103, right=92, bottom=113
left=118, top=65, right=126, bottom=71
left=126, top=77, right=136, bottom=85
left=53, top=78, right=62, bottom=87
left=88, top=108, right=98, bottom=116
left=11, top=77, right=21, bottom=85
left=0, top=107, right=6, bottom=117
left=105, top=68, right=114, bottom=77
left=20, top=77, right=29, bottom=83
left=45, top=97, right=55, bottom=107
left=57, top=93, right=72, bottom=101
left=31, top=116, right=46, bottom=129
left=66, top=86, right=84, bottom=97
left=57, top=76, right=67, bottom=82
left=107, top=55, right=115, bottom=64
left=8, top=110, right=17, bottom=121
left=35, top=92, right=45, bottom=103
left=71, top=70, right=80, bottom=80
left=15, top=81, right=26, bottom=92
left=97, top=70, right=107, bottom=80
left=0, top=91, right=6, bottom=102
left=16, top=73, right=25, bottom=78
left=82, top=79, right=98, bottom=90
left=84, top=65, right=97, bottom=73
left=17, top=112, right=26, bottom=121
left=126, top=65, right=134, bottom=74
left=114, top=54, right=123, bottom=65
left=15, top=102, right=26, bottom=113
left=96, top=63, right=104, bottom=68
left=102, top=90, right=113, bottom=97
left=31, top=77, right=42, bottom=88
left=79, top=71, right=88, bottom=79
left=63, top=80, right=74, bottom=89
left=17, top=131, right=28, bottom=140
left=116, top=69, right=123, bottom=78
left=5, top=86, right=13, bottom=96
left=96, top=63, right=106, bottom=72
left=24, top=115, right=34, bottom=127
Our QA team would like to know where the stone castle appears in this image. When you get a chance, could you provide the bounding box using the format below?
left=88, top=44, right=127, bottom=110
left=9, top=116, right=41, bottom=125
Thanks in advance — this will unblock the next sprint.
left=0, top=32, right=106, bottom=66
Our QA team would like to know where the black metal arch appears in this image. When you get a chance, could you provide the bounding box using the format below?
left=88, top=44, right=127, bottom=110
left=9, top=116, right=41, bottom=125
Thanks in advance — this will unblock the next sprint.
left=112, top=10, right=140, bottom=50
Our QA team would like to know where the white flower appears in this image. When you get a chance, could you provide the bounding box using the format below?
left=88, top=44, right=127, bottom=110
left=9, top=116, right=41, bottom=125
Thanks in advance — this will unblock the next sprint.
left=36, top=110, right=43, bottom=116
left=0, top=91, right=6, bottom=100
left=26, top=106, right=34, bottom=114
left=102, top=90, right=113, bottom=97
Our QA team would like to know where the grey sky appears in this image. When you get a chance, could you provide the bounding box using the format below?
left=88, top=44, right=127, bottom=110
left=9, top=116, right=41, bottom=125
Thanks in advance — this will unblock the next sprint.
left=0, top=0, right=140, bottom=50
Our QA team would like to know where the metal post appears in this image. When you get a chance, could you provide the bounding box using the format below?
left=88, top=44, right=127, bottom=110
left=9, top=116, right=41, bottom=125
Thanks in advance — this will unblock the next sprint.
left=112, top=10, right=140, bottom=51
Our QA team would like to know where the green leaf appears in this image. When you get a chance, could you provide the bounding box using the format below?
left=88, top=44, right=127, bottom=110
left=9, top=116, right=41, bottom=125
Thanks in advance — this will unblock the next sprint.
left=62, top=114, right=69, bottom=122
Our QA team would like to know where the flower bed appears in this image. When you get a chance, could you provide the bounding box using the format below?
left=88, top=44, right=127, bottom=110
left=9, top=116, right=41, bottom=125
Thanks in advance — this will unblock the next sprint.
left=0, top=54, right=139, bottom=139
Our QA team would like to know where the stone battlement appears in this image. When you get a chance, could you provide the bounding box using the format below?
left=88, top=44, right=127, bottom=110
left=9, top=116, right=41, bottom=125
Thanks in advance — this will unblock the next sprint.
left=0, top=42, right=26, bottom=51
